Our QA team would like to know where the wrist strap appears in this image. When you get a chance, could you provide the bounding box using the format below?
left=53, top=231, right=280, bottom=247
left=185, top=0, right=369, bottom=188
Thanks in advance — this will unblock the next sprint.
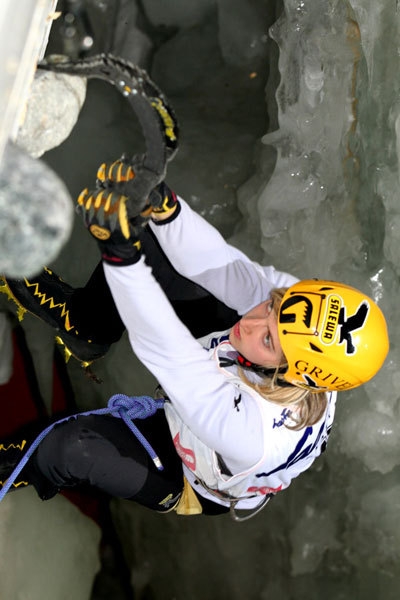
left=151, top=200, right=181, bottom=226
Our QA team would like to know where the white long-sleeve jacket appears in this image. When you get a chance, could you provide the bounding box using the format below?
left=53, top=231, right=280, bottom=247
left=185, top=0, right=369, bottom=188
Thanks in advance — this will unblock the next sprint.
left=104, top=198, right=336, bottom=509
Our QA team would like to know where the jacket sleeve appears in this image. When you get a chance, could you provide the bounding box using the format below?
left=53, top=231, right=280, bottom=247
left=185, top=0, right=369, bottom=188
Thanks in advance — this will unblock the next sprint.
left=104, top=259, right=265, bottom=472
left=149, top=197, right=298, bottom=315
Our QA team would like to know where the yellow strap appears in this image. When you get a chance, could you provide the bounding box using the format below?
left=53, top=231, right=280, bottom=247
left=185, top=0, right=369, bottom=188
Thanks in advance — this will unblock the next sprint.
left=174, top=477, right=203, bottom=516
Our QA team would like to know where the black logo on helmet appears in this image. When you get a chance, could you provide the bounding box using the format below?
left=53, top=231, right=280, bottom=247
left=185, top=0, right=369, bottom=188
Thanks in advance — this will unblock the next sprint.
left=279, top=295, right=313, bottom=327
left=280, top=292, right=370, bottom=357
left=338, top=301, right=369, bottom=354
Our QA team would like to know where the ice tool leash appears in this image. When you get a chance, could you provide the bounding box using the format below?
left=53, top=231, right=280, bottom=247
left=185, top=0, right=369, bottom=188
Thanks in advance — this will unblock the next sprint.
left=38, top=53, right=179, bottom=217
left=0, top=393, right=165, bottom=501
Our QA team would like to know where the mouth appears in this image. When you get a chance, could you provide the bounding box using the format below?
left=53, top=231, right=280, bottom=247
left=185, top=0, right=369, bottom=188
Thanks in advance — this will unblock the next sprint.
left=232, top=321, right=241, bottom=340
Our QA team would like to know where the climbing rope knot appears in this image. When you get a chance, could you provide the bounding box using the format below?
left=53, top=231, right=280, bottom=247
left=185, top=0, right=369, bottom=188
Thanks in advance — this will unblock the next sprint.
left=104, top=393, right=165, bottom=471
left=107, top=393, right=164, bottom=421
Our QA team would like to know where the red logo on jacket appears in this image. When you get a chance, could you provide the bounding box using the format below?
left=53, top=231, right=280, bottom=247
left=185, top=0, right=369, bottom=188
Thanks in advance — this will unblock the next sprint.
left=173, top=433, right=196, bottom=470
left=247, top=484, right=283, bottom=495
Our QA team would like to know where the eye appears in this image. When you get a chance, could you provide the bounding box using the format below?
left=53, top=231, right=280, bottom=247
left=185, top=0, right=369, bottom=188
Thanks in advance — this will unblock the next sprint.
left=267, top=300, right=274, bottom=314
left=264, top=335, right=271, bottom=347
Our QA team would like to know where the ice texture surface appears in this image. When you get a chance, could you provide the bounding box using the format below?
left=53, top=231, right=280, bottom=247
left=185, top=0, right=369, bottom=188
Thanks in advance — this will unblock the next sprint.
left=0, top=489, right=100, bottom=600
left=0, top=142, right=73, bottom=278
left=16, top=70, right=87, bottom=159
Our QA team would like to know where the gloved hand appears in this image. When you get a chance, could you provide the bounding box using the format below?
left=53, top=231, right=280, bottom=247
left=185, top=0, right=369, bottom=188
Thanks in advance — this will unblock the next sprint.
left=76, top=188, right=146, bottom=266
left=148, top=181, right=178, bottom=221
left=96, top=155, right=136, bottom=189
left=97, top=157, right=178, bottom=222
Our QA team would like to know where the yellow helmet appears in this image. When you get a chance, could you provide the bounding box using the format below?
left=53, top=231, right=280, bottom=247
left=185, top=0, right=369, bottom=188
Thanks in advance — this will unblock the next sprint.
left=277, top=280, right=389, bottom=392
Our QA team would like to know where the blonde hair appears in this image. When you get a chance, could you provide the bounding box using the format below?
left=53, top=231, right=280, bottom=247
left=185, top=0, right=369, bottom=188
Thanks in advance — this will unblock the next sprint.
left=238, top=288, right=327, bottom=430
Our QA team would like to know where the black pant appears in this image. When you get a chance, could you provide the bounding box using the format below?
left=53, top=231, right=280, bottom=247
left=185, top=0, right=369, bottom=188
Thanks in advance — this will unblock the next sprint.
left=33, top=411, right=229, bottom=515
left=30, top=227, right=237, bottom=515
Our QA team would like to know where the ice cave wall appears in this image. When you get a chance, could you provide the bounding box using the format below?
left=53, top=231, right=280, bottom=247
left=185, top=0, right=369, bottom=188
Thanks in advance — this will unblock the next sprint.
left=0, top=1, right=399, bottom=599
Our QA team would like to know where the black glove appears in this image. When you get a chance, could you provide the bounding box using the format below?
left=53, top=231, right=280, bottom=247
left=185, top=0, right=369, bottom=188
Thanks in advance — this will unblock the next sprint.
left=76, top=188, right=146, bottom=266
left=96, top=155, right=136, bottom=189
left=96, top=157, right=178, bottom=222
left=149, top=181, right=178, bottom=220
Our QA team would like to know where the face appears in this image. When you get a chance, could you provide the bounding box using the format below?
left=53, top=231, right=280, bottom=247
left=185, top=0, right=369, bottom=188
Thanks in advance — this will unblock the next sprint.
left=229, top=299, right=283, bottom=368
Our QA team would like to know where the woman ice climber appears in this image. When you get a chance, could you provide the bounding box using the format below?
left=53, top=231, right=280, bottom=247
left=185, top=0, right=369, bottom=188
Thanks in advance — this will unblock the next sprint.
left=0, top=171, right=389, bottom=519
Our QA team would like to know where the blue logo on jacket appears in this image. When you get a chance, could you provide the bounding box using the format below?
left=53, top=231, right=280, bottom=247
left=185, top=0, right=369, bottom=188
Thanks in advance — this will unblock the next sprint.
left=256, top=420, right=328, bottom=479
left=273, top=409, right=291, bottom=428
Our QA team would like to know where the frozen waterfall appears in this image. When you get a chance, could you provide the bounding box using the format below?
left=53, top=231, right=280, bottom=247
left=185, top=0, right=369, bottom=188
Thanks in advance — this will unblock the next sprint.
left=0, top=1, right=399, bottom=599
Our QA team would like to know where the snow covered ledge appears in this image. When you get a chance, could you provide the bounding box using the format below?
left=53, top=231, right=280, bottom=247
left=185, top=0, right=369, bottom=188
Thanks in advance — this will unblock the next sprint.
left=0, top=1, right=86, bottom=278
left=0, top=0, right=58, bottom=162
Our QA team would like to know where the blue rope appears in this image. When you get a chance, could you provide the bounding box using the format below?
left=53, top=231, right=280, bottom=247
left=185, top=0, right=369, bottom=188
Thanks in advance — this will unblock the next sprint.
left=0, top=393, right=165, bottom=501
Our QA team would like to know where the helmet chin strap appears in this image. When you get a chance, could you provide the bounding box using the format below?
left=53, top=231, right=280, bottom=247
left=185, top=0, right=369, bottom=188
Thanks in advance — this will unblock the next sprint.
left=219, top=352, right=291, bottom=384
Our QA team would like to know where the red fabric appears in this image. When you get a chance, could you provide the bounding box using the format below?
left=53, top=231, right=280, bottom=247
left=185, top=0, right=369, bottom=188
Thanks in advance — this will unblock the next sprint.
left=0, top=330, right=40, bottom=435
left=0, top=327, right=101, bottom=523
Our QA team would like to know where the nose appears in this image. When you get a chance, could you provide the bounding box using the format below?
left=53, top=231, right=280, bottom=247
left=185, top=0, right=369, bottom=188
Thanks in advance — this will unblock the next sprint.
left=240, top=315, right=268, bottom=333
